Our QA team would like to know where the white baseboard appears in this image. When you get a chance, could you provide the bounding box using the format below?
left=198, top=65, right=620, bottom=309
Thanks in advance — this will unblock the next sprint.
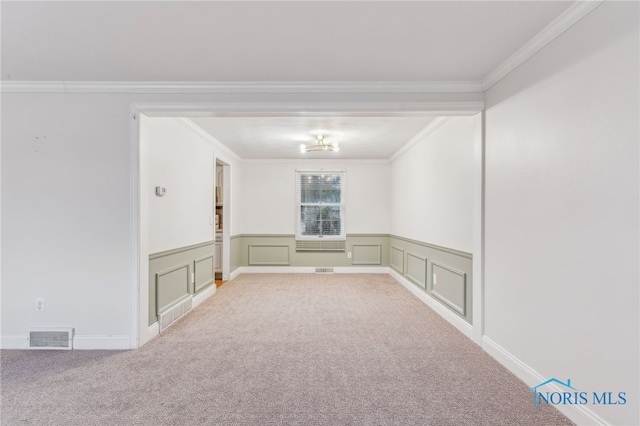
left=481, top=336, right=608, bottom=426
left=1, top=334, right=131, bottom=350
left=388, top=269, right=474, bottom=341
left=146, top=322, right=160, bottom=341
left=239, top=266, right=316, bottom=273
left=193, top=283, right=217, bottom=308
left=1, top=334, right=29, bottom=349
left=229, top=268, right=242, bottom=280
left=333, top=266, right=389, bottom=274
left=73, top=335, right=131, bottom=350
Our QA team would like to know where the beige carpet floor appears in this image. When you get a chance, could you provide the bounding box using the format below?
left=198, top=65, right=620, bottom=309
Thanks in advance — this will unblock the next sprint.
left=1, top=273, right=572, bottom=425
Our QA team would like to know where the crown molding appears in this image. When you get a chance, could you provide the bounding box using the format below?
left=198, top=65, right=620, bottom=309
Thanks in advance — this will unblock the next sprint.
left=481, top=0, right=604, bottom=91
left=0, top=80, right=483, bottom=94
left=133, top=101, right=485, bottom=116
left=389, top=117, right=450, bottom=162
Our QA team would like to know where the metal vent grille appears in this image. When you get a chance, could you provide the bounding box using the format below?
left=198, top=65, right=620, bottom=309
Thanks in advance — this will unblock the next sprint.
left=296, top=240, right=345, bottom=252
left=158, top=296, right=193, bottom=332
left=315, top=267, right=334, bottom=274
left=29, top=328, right=74, bottom=350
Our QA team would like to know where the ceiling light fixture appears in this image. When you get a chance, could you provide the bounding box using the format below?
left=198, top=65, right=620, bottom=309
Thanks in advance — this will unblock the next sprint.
left=299, top=134, right=339, bottom=153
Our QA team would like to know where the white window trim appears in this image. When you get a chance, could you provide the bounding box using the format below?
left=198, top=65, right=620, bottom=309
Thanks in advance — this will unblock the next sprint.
left=295, top=169, right=346, bottom=241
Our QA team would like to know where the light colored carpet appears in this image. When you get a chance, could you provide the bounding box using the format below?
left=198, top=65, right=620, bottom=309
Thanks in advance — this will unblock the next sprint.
left=1, top=274, right=572, bottom=425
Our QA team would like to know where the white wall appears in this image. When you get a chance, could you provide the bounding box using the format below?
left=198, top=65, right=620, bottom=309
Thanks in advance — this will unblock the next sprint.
left=484, top=2, right=639, bottom=425
left=390, top=116, right=475, bottom=252
left=1, top=94, right=134, bottom=343
left=241, top=161, right=390, bottom=235
left=230, top=159, right=242, bottom=237
left=146, top=118, right=214, bottom=253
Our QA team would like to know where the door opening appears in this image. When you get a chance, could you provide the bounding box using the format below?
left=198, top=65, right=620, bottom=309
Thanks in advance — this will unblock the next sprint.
left=131, top=103, right=484, bottom=349
left=214, top=160, right=230, bottom=286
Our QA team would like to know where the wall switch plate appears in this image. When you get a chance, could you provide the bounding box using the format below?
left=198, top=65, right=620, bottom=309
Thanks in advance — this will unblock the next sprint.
left=191, top=272, right=195, bottom=283
left=433, top=274, right=437, bottom=285
left=155, top=186, right=167, bottom=197
left=347, top=252, right=352, bottom=259
left=35, top=298, right=45, bottom=312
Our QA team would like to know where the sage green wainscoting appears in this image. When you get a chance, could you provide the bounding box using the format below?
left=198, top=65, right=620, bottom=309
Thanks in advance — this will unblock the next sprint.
left=230, top=234, right=389, bottom=268
left=230, top=235, right=243, bottom=273
left=149, top=241, right=215, bottom=326
left=389, top=235, right=473, bottom=324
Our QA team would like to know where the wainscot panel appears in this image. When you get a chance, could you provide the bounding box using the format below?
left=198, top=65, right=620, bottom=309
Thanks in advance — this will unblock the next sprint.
left=352, top=244, right=382, bottom=265
left=248, top=245, right=290, bottom=265
left=389, top=235, right=472, bottom=324
left=236, top=234, right=390, bottom=268
left=431, top=262, right=466, bottom=315
left=194, top=255, right=214, bottom=293
left=406, top=252, right=427, bottom=289
left=149, top=241, right=215, bottom=326
left=155, top=263, right=190, bottom=314
left=390, top=246, right=405, bottom=274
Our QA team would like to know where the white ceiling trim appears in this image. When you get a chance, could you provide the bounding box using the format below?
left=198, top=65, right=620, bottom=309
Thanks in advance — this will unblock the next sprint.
left=389, top=117, right=450, bottom=163
left=134, top=101, right=485, bottom=115
left=481, top=0, right=604, bottom=91
left=0, top=81, right=483, bottom=94
left=0, top=81, right=69, bottom=93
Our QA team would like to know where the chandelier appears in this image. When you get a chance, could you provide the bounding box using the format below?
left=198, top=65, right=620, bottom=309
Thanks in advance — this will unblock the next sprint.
left=300, top=134, right=339, bottom=153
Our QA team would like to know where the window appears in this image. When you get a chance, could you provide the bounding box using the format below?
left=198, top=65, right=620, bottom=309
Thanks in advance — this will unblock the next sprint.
left=295, top=170, right=346, bottom=241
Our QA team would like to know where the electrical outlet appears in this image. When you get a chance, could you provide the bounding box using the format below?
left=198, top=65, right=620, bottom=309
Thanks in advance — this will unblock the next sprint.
left=35, top=298, right=45, bottom=312
left=347, top=252, right=352, bottom=259
left=433, top=274, right=437, bottom=285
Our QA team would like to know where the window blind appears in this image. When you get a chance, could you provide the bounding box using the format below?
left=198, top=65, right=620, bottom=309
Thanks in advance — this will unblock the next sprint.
left=295, top=170, right=346, bottom=242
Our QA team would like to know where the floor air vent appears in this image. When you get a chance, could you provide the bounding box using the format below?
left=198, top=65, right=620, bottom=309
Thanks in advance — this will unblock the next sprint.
left=315, top=267, right=334, bottom=274
left=29, top=328, right=74, bottom=350
left=158, top=296, right=193, bottom=332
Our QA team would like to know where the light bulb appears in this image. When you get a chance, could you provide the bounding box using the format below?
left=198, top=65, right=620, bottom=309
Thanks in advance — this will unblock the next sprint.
left=300, top=144, right=306, bottom=153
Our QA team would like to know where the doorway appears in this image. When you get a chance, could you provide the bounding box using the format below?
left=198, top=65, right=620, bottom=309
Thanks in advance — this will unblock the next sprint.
left=131, top=102, right=484, bottom=348
left=215, top=159, right=231, bottom=286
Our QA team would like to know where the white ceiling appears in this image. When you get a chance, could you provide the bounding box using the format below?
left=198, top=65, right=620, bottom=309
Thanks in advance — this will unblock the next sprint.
left=1, top=1, right=571, bottom=82
left=2, top=1, right=574, bottom=159
left=191, top=116, right=438, bottom=160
